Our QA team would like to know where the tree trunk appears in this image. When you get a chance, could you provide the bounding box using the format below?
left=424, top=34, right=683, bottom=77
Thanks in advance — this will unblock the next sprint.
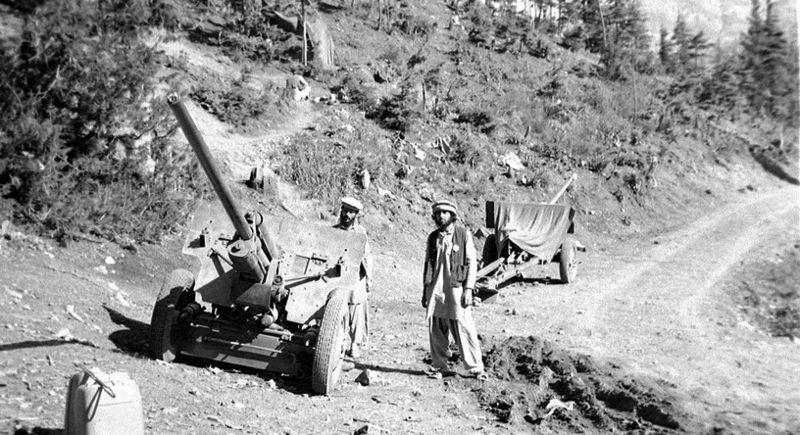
left=597, top=0, right=607, bottom=49
left=301, top=0, right=307, bottom=65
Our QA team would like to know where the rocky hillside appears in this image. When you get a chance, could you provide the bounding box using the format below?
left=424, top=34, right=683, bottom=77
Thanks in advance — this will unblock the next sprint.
left=1, top=0, right=797, bottom=247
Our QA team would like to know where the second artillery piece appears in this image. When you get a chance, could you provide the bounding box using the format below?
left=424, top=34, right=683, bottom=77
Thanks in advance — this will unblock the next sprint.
left=149, top=94, right=367, bottom=394
left=476, top=174, right=586, bottom=300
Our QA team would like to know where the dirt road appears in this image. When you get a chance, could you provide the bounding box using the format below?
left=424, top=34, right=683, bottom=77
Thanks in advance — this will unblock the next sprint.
left=1, top=185, right=798, bottom=434
left=474, top=185, right=800, bottom=432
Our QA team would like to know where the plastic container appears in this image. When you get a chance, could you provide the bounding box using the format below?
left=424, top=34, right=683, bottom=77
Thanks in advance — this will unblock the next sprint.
left=64, top=366, right=144, bottom=435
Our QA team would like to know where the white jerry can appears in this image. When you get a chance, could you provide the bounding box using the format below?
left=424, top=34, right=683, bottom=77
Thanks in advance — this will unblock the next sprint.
left=64, top=366, right=145, bottom=435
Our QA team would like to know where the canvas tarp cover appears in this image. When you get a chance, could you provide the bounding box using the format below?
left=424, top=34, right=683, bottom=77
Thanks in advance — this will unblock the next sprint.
left=492, top=202, right=574, bottom=260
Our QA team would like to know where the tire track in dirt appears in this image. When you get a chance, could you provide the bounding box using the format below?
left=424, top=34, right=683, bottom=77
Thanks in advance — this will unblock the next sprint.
left=577, top=187, right=800, bottom=431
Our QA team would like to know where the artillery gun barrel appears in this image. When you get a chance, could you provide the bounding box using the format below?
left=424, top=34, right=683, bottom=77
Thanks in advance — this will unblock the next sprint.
left=167, top=94, right=253, bottom=240
left=548, top=173, right=578, bottom=205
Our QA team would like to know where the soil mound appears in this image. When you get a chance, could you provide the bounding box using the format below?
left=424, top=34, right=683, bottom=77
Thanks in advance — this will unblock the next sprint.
left=477, top=336, right=689, bottom=433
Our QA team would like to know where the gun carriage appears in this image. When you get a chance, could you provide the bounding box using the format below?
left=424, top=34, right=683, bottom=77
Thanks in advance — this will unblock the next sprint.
left=149, top=95, right=365, bottom=394
left=477, top=175, right=585, bottom=300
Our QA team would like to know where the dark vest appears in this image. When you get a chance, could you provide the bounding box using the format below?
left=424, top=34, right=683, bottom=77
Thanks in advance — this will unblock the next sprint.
left=424, top=224, right=468, bottom=287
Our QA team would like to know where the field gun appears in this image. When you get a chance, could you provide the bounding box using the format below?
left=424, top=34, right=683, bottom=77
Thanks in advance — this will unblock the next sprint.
left=476, top=174, right=585, bottom=300
left=148, top=94, right=366, bottom=394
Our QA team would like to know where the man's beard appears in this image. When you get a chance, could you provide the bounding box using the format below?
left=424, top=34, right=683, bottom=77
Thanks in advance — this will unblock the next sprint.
left=435, top=216, right=454, bottom=228
left=340, top=214, right=356, bottom=227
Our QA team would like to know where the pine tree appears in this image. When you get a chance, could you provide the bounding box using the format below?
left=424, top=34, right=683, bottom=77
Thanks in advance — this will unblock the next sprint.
left=761, top=0, right=793, bottom=119
left=671, top=14, right=690, bottom=74
left=738, top=0, right=797, bottom=123
left=558, top=0, right=588, bottom=50
left=686, top=31, right=709, bottom=71
left=658, top=26, right=673, bottom=72
left=739, top=0, right=766, bottom=111
left=578, top=0, right=606, bottom=52
left=786, top=40, right=800, bottom=126
left=698, top=47, right=742, bottom=115
left=533, top=0, right=559, bottom=32
left=600, top=0, right=651, bottom=78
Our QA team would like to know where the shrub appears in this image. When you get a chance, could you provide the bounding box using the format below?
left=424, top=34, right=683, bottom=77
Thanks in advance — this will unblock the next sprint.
left=99, top=0, right=184, bottom=32
left=220, top=32, right=283, bottom=63
left=393, top=9, right=437, bottom=38
left=453, top=109, right=496, bottom=135
left=191, top=78, right=287, bottom=128
left=224, top=12, right=299, bottom=64
left=185, top=1, right=300, bottom=64
left=276, top=132, right=393, bottom=204
left=367, top=85, right=424, bottom=132
left=0, top=0, right=204, bottom=244
left=463, top=4, right=551, bottom=58
left=445, top=132, right=487, bottom=167
left=332, top=71, right=381, bottom=110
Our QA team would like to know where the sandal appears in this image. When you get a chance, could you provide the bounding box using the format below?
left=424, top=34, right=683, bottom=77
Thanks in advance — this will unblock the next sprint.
left=467, top=370, right=488, bottom=381
left=426, top=368, right=443, bottom=379
left=341, top=360, right=356, bottom=372
left=426, top=367, right=454, bottom=379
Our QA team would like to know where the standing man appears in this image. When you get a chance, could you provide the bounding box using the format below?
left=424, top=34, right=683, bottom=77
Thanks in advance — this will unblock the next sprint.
left=422, top=200, right=486, bottom=380
left=333, top=197, right=372, bottom=359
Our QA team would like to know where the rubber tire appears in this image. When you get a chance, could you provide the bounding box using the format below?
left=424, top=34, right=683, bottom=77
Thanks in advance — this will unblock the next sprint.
left=311, top=288, right=349, bottom=395
left=150, top=269, right=195, bottom=362
left=559, top=238, right=578, bottom=284
left=63, top=373, right=80, bottom=433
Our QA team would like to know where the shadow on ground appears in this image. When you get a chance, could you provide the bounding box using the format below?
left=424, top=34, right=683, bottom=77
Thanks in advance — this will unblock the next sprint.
left=0, top=340, right=96, bottom=352
left=101, top=305, right=328, bottom=395
left=13, top=428, right=62, bottom=435
left=477, top=276, right=559, bottom=302
left=104, top=305, right=151, bottom=357
left=750, top=146, right=800, bottom=185
left=353, top=361, right=427, bottom=377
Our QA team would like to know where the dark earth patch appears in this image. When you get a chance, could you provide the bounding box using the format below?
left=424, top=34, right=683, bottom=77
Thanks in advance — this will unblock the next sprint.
left=476, top=336, right=689, bottom=433
left=730, top=241, right=800, bottom=339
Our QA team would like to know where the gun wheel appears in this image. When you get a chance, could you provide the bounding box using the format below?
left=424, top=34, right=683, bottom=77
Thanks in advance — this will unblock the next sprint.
left=481, top=233, right=498, bottom=265
left=150, top=269, right=195, bottom=362
left=559, top=238, right=578, bottom=284
left=312, top=288, right=350, bottom=395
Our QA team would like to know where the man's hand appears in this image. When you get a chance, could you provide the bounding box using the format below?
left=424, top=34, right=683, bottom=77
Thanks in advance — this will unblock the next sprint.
left=421, top=293, right=428, bottom=308
left=461, top=287, right=474, bottom=308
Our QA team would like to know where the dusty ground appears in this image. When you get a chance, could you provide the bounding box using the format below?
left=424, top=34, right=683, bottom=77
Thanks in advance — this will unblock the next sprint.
left=724, top=238, right=800, bottom=341
left=1, top=177, right=798, bottom=434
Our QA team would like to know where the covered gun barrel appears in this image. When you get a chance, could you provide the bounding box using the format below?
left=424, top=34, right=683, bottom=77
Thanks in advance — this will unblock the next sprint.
left=548, top=173, right=577, bottom=205
left=167, top=93, right=253, bottom=240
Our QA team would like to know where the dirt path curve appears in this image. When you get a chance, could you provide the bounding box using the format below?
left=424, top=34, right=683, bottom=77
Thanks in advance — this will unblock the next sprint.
left=175, top=98, right=324, bottom=220
left=584, top=187, right=799, bottom=428
left=159, top=37, right=323, bottom=220
left=476, top=186, right=800, bottom=432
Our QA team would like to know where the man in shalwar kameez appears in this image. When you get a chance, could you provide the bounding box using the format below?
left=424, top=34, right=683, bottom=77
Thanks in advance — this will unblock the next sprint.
left=421, top=200, right=486, bottom=380
left=333, top=197, right=372, bottom=360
